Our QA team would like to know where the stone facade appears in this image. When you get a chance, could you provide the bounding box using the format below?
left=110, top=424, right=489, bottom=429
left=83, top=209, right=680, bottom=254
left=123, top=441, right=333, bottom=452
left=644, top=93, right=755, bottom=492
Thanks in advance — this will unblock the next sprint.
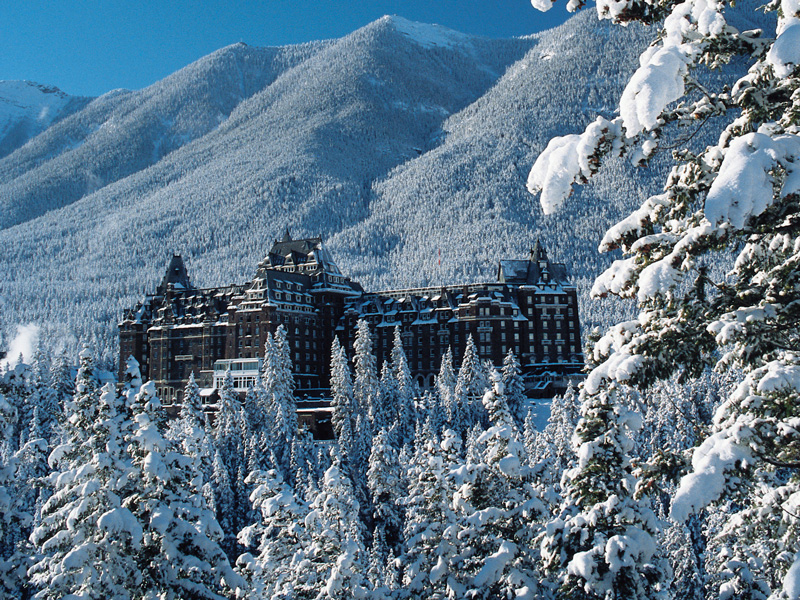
left=119, top=234, right=583, bottom=404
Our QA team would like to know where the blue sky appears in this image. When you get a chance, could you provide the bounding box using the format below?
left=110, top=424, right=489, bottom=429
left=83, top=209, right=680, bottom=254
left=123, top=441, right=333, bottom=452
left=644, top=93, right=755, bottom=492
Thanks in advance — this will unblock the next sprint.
left=0, top=1, right=571, bottom=97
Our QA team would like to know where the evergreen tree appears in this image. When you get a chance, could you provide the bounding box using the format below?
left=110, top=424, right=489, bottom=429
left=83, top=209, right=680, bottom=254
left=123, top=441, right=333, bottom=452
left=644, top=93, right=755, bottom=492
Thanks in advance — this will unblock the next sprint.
left=401, top=429, right=461, bottom=598
left=391, top=326, right=415, bottom=445
left=353, top=319, right=382, bottom=430
left=212, top=370, right=249, bottom=554
left=540, top=383, right=670, bottom=600
left=30, top=380, right=141, bottom=599
left=367, top=427, right=405, bottom=555
left=237, top=469, right=310, bottom=600
left=167, top=372, right=216, bottom=484
left=294, top=461, right=367, bottom=599
left=24, top=348, right=59, bottom=445
left=454, top=334, right=487, bottom=433
left=124, top=381, right=243, bottom=599
left=330, top=336, right=357, bottom=464
left=527, top=0, right=800, bottom=593
left=532, top=383, right=580, bottom=489
left=380, top=362, right=399, bottom=431
left=270, top=325, right=297, bottom=455
left=501, top=349, right=527, bottom=428
left=0, top=388, right=26, bottom=599
left=450, top=371, right=547, bottom=599
left=436, top=347, right=457, bottom=431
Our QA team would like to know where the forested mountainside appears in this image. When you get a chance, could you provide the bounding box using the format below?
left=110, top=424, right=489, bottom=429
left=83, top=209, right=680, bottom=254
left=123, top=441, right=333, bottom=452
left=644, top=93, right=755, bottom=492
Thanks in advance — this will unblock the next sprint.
left=3, top=12, right=661, bottom=364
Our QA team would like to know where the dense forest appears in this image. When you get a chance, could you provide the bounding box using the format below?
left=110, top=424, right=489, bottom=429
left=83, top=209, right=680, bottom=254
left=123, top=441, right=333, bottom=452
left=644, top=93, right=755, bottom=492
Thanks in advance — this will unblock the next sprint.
left=0, top=322, right=732, bottom=599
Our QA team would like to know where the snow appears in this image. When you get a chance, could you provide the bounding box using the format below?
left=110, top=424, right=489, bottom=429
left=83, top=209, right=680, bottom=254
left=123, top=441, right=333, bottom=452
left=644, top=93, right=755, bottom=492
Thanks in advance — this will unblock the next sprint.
left=528, top=117, right=624, bottom=214
left=591, top=257, right=638, bottom=298
left=755, top=360, right=800, bottom=394
left=387, top=16, right=472, bottom=50
left=785, top=552, right=800, bottom=600
left=636, top=260, right=679, bottom=299
left=767, top=18, right=800, bottom=78
left=531, top=0, right=555, bottom=12
left=97, top=507, right=143, bottom=546
left=528, top=134, right=583, bottom=214
left=473, top=540, right=517, bottom=587
left=705, top=133, right=800, bottom=230
left=620, top=46, right=688, bottom=136
left=670, top=428, right=754, bottom=522
left=0, top=80, right=72, bottom=135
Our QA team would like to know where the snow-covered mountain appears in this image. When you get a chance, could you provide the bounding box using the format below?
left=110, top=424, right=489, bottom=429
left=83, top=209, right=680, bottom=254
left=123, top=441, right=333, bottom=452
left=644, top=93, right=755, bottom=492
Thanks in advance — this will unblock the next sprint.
left=0, top=13, right=664, bottom=362
left=0, top=81, right=91, bottom=159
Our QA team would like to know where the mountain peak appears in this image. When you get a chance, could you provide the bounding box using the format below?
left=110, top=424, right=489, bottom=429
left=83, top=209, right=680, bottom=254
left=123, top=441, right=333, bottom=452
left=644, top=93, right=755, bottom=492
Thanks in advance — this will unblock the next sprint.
left=375, top=15, right=476, bottom=49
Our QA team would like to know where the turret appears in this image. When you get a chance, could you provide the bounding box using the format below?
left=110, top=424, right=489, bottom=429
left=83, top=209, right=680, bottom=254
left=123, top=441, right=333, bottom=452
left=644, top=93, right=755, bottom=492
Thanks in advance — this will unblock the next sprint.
left=156, top=254, right=193, bottom=295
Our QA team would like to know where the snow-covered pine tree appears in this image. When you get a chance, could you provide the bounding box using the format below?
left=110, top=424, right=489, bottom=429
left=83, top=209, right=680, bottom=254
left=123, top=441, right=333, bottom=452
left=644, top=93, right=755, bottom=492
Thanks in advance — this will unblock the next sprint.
left=30, top=381, right=142, bottom=599
left=380, top=362, right=399, bottom=432
left=527, top=0, right=800, bottom=593
left=330, top=336, right=357, bottom=464
left=400, top=429, right=462, bottom=599
left=271, top=325, right=297, bottom=453
left=540, top=383, right=670, bottom=600
left=213, top=370, right=249, bottom=553
left=294, top=461, right=367, bottom=599
left=367, top=427, right=405, bottom=555
left=25, top=348, right=59, bottom=445
left=167, top=372, right=216, bottom=484
left=501, top=349, right=527, bottom=428
left=0, top=361, right=32, bottom=453
left=449, top=371, right=547, bottom=599
left=436, top=346, right=457, bottom=431
left=353, top=318, right=383, bottom=430
left=454, top=334, right=487, bottom=433
left=0, top=388, right=26, bottom=598
left=237, top=468, right=310, bottom=600
left=391, top=326, right=415, bottom=445
left=124, top=381, right=243, bottom=599
left=3, top=406, right=50, bottom=597
left=531, top=382, right=580, bottom=489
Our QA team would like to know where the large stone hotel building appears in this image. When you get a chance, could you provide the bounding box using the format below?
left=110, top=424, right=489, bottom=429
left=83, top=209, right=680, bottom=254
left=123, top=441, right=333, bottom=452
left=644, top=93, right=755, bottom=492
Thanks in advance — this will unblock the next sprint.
left=119, top=233, right=583, bottom=404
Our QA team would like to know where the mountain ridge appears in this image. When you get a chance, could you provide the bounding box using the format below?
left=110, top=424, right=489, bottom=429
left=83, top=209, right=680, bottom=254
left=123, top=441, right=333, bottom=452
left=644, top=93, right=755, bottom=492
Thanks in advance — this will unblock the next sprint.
left=0, top=12, right=667, bottom=363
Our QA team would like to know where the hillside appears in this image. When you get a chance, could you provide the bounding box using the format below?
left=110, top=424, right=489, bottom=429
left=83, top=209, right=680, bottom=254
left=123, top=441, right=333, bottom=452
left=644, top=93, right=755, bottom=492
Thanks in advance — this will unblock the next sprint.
left=0, top=12, right=659, bottom=364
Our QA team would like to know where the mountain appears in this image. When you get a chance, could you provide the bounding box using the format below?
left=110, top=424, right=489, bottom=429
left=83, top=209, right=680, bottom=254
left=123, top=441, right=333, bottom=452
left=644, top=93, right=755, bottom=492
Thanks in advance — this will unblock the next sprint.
left=0, top=81, right=91, bottom=159
left=0, top=13, right=665, bottom=363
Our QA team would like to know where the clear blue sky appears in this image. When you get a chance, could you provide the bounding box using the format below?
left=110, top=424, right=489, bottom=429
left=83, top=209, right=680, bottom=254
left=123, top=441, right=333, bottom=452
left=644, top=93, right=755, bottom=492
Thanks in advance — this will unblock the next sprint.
left=0, top=1, right=571, bottom=98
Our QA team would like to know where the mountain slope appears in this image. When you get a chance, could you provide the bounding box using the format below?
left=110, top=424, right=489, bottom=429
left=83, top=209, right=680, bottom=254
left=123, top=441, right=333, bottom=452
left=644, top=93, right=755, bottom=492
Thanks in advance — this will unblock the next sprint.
left=0, top=81, right=91, bottom=159
left=0, top=41, right=329, bottom=228
left=0, top=13, right=663, bottom=362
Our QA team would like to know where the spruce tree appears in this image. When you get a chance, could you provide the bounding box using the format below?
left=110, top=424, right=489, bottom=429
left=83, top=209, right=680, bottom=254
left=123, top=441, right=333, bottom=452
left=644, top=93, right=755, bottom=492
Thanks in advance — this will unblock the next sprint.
left=30, top=380, right=141, bottom=600
left=330, top=336, right=357, bottom=464
left=401, top=429, right=462, bottom=598
left=294, top=461, right=367, bottom=599
left=540, top=383, right=670, bottom=600
left=436, top=347, right=457, bottom=430
left=367, top=427, right=405, bottom=555
left=353, top=319, right=382, bottom=429
left=454, top=334, right=487, bottom=433
left=237, top=468, right=310, bottom=600
left=391, top=326, right=415, bottom=445
left=270, top=325, right=297, bottom=450
left=527, top=0, right=800, bottom=592
left=124, top=381, right=243, bottom=599
left=450, top=371, right=547, bottom=599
